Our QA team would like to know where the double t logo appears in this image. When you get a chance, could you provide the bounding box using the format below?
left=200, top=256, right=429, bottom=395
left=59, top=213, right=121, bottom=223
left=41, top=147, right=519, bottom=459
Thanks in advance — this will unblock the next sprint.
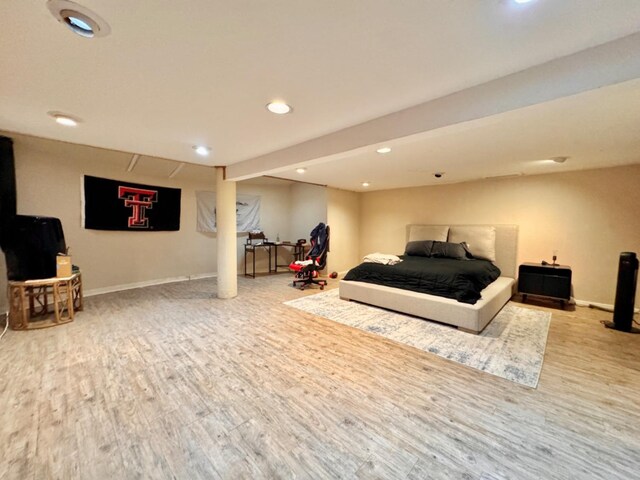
left=118, top=186, right=158, bottom=228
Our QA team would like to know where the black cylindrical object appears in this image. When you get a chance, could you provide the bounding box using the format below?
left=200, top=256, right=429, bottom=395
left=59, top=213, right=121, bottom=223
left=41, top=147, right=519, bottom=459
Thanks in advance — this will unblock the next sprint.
left=612, top=252, right=639, bottom=331
left=0, top=135, right=17, bottom=250
left=3, top=215, right=67, bottom=280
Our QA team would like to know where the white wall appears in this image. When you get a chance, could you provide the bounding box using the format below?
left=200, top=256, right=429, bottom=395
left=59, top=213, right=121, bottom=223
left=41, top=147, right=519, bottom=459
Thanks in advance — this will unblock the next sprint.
left=359, top=165, right=640, bottom=305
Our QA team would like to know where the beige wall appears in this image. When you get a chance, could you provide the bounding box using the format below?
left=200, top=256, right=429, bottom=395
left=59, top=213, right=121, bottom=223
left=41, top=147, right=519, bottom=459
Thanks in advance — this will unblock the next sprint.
left=289, top=183, right=327, bottom=242
left=236, top=182, right=292, bottom=273
left=4, top=131, right=636, bottom=309
left=360, top=165, right=640, bottom=304
left=327, top=188, right=360, bottom=274
left=0, top=134, right=292, bottom=309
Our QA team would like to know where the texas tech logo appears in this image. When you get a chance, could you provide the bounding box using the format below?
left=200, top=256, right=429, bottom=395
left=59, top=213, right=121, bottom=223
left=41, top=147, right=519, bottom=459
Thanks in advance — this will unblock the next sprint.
left=118, top=186, right=158, bottom=228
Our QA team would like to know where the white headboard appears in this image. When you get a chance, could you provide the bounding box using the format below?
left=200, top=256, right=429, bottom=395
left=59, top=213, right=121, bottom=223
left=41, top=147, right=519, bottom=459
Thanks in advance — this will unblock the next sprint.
left=406, top=224, right=519, bottom=278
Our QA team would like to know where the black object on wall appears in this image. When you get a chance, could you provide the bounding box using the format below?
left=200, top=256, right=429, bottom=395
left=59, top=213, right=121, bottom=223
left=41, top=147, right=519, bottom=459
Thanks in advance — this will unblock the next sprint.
left=604, top=252, right=639, bottom=333
left=3, top=215, right=67, bottom=281
left=83, top=175, right=181, bottom=231
left=0, top=136, right=17, bottom=250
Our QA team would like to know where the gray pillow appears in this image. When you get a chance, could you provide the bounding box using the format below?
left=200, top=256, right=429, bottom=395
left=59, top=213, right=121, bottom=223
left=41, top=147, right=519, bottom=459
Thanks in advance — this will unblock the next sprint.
left=431, top=241, right=473, bottom=260
left=405, top=240, right=434, bottom=257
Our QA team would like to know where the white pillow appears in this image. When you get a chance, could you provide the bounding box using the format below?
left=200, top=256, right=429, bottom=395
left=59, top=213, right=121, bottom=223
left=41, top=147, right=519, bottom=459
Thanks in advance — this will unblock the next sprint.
left=448, top=226, right=496, bottom=261
left=408, top=225, right=449, bottom=242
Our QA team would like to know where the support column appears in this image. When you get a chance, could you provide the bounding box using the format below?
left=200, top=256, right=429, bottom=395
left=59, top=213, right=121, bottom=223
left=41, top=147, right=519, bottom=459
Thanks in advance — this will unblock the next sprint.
left=216, top=167, right=237, bottom=298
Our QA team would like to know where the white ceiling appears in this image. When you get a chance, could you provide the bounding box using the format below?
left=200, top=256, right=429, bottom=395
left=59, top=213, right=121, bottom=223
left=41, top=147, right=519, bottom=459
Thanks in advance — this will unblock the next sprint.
left=1, top=0, right=640, bottom=191
left=272, top=78, right=640, bottom=190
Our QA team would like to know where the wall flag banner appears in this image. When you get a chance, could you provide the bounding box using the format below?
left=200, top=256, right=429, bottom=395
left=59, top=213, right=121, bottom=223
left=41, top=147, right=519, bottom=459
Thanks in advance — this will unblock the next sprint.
left=196, top=191, right=260, bottom=233
left=82, top=175, right=181, bottom=231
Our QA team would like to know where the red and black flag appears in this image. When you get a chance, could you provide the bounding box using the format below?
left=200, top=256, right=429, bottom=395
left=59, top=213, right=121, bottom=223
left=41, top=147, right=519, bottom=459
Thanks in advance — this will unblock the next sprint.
left=83, top=175, right=181, bottom=231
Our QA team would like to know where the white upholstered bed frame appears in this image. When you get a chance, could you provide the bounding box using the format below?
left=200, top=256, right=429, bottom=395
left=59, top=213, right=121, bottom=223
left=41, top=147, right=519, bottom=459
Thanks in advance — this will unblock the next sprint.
left=339, top=224, right=518, bottom=334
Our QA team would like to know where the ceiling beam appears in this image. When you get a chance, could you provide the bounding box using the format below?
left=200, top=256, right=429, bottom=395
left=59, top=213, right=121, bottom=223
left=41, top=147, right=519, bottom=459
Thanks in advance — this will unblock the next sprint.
left=126, top=154, right=140, bottom=172
left=226, top=32, right=640, bottom=181
left=168, top=162, right=185, bottom=178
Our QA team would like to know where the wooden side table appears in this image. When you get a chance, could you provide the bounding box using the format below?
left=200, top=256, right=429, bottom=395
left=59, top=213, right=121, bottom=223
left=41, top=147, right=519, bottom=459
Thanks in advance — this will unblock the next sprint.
left=7, top=272, right=83, bottom=330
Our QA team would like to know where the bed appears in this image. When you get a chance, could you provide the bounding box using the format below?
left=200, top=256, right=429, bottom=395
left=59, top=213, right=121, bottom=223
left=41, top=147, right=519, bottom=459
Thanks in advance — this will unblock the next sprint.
left=339, top=224, right=518, bottom=334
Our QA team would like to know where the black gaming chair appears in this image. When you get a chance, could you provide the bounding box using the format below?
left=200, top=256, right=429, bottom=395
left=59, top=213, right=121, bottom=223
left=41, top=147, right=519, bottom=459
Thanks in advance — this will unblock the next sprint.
left=289, top=223, right=330, bottom=290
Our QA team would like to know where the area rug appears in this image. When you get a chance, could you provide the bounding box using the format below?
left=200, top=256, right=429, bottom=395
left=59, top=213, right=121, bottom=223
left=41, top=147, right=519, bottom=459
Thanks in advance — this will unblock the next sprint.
left=284, top=290, right=551, bottom=388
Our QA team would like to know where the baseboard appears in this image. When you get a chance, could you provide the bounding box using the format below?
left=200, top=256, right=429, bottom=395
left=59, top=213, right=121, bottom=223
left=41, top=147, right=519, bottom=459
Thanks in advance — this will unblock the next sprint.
left=84, top=272, right=217, bottom=298
left=574, top=299, right=639, bottom=314
left=188, top=272, right=218, bottom=280
left=575, top=299, right=613, bottom=310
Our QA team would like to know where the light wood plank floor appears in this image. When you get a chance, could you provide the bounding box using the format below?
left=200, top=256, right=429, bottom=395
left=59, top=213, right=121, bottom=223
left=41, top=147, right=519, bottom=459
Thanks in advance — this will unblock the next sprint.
left=0, top=275, right=639, bottom=479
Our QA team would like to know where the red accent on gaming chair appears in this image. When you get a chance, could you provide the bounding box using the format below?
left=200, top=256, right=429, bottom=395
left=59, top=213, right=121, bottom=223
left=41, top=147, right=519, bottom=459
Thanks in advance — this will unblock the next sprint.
left=289, top=223, right=330, bottom=290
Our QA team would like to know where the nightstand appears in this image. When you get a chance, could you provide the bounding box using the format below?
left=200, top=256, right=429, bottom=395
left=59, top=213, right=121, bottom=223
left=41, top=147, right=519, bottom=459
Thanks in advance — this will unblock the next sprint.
left=518, top=263, right=572, bottom=308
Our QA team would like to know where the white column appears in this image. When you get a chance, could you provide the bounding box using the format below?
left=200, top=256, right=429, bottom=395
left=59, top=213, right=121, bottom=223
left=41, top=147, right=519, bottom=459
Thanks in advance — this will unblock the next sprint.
left=216, top=167, right=237, bottom=298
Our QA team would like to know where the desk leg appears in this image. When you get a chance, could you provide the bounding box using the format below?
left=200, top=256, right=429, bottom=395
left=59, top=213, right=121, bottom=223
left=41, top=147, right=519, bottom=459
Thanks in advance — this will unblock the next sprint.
left=244, top=248, right=256, bottom=278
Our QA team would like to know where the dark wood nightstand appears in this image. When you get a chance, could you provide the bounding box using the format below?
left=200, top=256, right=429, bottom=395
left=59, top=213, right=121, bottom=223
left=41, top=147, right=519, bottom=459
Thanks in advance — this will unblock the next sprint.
left=518, top=263, right=572, bottom=308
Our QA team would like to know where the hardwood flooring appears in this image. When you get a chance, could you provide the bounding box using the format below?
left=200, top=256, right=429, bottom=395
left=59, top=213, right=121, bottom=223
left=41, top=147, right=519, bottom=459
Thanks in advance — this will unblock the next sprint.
left=0, top=275, right=638, bottom=479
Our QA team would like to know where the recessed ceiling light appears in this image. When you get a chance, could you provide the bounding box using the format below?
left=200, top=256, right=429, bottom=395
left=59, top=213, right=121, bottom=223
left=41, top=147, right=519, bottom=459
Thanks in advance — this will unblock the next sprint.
left=296, top=168, right=306, bottom=174
left=376, top=147, right=392, bottom=154
left=266, top=102, right=292, bottom=115
left=193, top=145, right=211, bottom=156
left=514, top=0, right=535, bottom=4
left=362, top=182, right=370, bottom=187
left=551, top=156, right=569, bottom=163
left=48, top=111, right=81, bottom=127
left=47, top=1, right=111, bottom=38
left=56, top=116, right=77, bottom=127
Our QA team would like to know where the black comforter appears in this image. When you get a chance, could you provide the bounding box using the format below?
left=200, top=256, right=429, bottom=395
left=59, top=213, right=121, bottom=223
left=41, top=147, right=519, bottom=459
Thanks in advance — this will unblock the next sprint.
left=342, top=256, right=501, bottom=304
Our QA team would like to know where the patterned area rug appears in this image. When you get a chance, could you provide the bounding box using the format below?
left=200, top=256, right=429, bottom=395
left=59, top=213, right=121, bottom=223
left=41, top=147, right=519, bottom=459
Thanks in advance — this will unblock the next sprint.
left=284, top=290, right=551, bottom=388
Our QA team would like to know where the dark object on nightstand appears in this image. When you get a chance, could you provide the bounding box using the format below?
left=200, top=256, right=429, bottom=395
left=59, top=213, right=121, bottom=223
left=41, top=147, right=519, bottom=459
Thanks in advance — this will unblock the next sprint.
left=518, top=262, right=572, bottom=308
left=604, top=252, right=639, bottom=333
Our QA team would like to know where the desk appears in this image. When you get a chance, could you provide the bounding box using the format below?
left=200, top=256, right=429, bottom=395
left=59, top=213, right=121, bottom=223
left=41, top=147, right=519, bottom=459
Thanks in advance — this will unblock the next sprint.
left=244, top=243, right=276, bottom=278
left=8, top=272, right=83, bottom=330
left=244, top=242, right=308, bottom=277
